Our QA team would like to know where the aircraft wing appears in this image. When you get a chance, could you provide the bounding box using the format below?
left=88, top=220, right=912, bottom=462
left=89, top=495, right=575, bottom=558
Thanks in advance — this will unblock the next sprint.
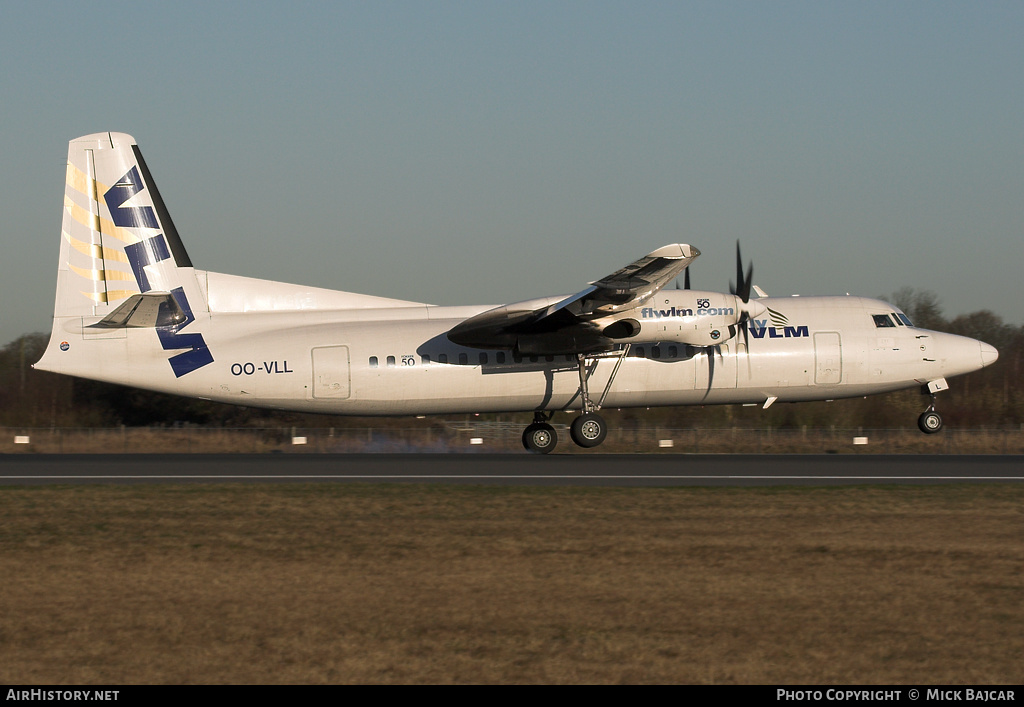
left=447, top=244, right=700, bottom=354
left=547, top=243, right=699, bottom=319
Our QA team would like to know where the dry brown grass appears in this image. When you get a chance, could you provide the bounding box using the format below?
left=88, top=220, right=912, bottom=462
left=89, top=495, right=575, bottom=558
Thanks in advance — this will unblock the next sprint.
left=1, top=484, right=1021, bottom=684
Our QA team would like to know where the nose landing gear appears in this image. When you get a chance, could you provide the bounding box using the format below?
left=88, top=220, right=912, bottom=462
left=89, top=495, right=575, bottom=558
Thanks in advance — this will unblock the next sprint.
left=918, top=394, right=943, bottom=434
left=918, top=380, right=950, bottom=434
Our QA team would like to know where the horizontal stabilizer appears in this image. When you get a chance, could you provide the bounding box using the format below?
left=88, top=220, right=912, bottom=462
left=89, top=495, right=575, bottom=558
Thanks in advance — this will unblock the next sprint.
left=89, top=292, right=186, bottom=328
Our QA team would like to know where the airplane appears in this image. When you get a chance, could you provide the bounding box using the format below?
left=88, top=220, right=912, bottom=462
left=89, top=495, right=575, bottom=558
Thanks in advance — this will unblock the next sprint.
left=34, top=132, right=999, bottom=453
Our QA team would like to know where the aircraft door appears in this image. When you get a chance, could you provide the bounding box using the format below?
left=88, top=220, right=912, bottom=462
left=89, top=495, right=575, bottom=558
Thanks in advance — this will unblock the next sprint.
left=311, top=345, right=351, bottom=399
left=814, top=332, right=842, bottom=385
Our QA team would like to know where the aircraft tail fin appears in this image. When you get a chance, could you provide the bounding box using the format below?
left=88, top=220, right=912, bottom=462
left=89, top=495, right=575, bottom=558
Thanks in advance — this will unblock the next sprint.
left=37, top=133, right=214, bottom=381
left=53, top=132, right=202, bottom=320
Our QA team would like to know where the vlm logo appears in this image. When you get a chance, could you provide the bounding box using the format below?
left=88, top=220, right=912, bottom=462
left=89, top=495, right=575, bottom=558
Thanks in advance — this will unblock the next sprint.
left=104, top=169, right=213, bottom=378
left=749, top=307, right=809, bottom=339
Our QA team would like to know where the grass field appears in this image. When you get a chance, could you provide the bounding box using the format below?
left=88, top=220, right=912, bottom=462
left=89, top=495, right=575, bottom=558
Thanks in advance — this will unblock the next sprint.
left=1, top=483, right=1021, bottom=684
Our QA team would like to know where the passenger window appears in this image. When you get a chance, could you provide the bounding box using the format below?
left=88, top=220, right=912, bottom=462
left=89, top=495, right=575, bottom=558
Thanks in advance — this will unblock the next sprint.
left=668, top=346, right=678, bottom=358
left=651, top=346, right=661, bottom=359
left=529, top=355, right=538, bottom=363
left=421, top=354, right=431, bottom=365
left=458, top=353, right=468, bottom=365
left=438, top=354, right=448, bottom=364
left=369, top=356, right=378, bottom=369
left=545, top=355, right=554, bottom=363
left=386, top=356, right=396, bottom=367
left=872, top=314, right=896, bottom=328
left=496, top=352, right=506, bottom=364
left=479, top=353, right=488, bottom=365
left=513, top=352, right=523, bottom=363
left=634, top=347, right=645, bottom=358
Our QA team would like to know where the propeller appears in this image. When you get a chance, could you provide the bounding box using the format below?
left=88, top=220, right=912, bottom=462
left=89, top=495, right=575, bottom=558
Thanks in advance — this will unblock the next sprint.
left=695, top=242, right=761, bottom=392
left=727, top=241, right=758, bottom=350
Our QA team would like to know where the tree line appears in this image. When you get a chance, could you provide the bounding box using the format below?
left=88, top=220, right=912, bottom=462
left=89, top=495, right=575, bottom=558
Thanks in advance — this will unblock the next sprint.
left=1, top=289, right=1020, bottom=430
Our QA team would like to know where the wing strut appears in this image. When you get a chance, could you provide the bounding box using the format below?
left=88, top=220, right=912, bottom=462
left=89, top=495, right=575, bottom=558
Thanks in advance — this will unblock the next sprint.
left=596, top=345, right=631, bottom=410
left=575, top=345, right=631, bottom=414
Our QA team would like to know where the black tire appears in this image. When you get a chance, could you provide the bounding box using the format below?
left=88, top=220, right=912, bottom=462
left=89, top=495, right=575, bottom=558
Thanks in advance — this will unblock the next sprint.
left=523, top=423, right=557, bottom=454
left=570, top=412, right=607, bottom=448
left=918, top=410, right=943, bottom=434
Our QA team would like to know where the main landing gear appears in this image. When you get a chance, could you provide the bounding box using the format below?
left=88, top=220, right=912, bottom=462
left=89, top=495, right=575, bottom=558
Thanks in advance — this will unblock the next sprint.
left=522, top=350, right=625, bottom=454
left=522, top=411, right=610, bottom=454
left=522, top=413, right=558, bottom=454
left=570, top=412, right=608, bottom=448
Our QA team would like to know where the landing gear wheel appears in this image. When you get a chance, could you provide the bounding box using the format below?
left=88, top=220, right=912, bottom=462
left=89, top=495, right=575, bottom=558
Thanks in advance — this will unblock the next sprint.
left=523, top=423, right=557, bottom=454
left=570, top=412, right=607, bottom=448
left=918, top=410, right=943, bottom=434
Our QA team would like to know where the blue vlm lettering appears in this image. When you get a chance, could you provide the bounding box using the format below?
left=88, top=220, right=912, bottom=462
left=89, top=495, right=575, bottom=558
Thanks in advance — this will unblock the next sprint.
left=105, top=168, right=213, bottom=378
left=749, top=321, right=810, bottom=339
left=157, top=288, right=214, bottom=378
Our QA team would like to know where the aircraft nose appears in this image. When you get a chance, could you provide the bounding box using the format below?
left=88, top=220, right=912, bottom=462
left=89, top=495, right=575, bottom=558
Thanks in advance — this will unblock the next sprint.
left=980, top=341, right=999, bottom=368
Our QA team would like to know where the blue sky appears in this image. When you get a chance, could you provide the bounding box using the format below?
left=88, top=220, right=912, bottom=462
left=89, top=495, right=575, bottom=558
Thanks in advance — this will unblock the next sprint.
left=3, top=1, right=1021, bottom=345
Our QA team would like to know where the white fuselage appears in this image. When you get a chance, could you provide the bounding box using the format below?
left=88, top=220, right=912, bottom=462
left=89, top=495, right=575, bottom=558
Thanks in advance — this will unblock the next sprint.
left=39, top=278, right=992, bottom=417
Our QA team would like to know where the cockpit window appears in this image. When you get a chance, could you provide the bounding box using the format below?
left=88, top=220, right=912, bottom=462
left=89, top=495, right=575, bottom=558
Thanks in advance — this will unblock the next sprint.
left=872, top=314, right=896, bottom=328
left=891, top=312, right=905, bottom=326
left=896, top=313, right=914, bottom=327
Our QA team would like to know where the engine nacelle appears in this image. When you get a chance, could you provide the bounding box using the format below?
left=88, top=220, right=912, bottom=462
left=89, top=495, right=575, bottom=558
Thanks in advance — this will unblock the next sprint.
left=449, top=289, right=766, bottom=355
left=602, top=291, right=766, bottom=347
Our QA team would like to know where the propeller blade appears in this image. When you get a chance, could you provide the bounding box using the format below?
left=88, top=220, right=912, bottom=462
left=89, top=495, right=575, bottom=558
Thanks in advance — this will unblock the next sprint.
left=704, top=347, right=715, bottom=399
left=729, top=242, right=753, bottom=303
left=735, top=242, right=744, bottom=297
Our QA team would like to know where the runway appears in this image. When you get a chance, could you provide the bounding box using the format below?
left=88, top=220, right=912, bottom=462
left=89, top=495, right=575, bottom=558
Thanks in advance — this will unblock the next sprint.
left=0, top=453, right=1021, bottom=486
